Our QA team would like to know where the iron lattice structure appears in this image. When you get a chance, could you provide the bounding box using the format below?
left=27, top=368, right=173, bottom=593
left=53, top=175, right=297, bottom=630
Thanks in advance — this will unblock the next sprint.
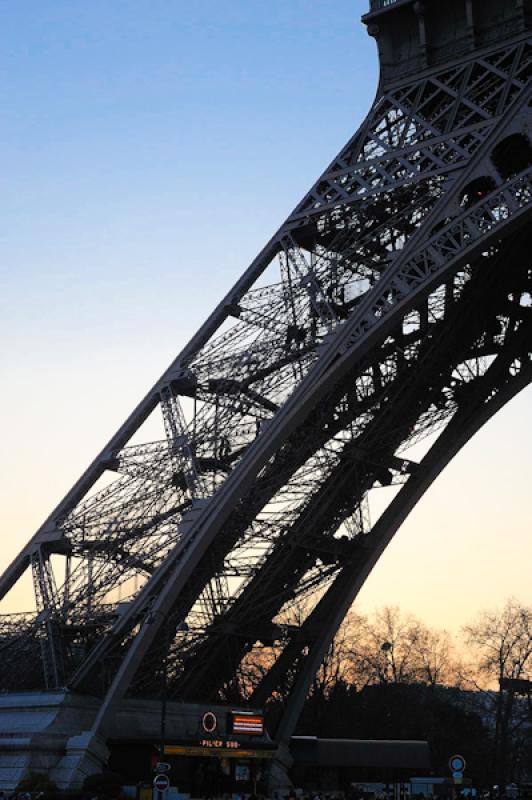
left=1, top=0, right=532, bottom=748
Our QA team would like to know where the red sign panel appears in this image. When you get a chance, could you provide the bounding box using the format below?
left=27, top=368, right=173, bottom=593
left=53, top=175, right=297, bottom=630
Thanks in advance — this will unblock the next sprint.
left=231, top=712, right=264, bottom=736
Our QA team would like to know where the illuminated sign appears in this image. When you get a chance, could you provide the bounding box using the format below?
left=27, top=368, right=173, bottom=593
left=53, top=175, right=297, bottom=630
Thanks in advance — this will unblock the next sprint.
left=199, top=739, right=240, bottom=750
left=231, top=712, right=264, bottom=736
left=164, top=743, right=274, bottom=760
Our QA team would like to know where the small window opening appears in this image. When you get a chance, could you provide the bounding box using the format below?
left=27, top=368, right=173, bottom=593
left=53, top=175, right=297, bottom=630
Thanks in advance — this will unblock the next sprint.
left=491, top=133, right=532, bottom=180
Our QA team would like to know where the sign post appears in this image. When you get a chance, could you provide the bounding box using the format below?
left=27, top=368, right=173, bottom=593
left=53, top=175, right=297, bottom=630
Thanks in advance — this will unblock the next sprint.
left=449, top=755, right=466, bottom=773
left=449, top=755, right=466, bottom=796
left=153, top=773, right=170, bottom=800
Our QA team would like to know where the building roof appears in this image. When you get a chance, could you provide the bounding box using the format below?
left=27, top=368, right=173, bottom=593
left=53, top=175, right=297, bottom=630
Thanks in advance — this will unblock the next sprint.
left=290, top=737, right=431, bottom=769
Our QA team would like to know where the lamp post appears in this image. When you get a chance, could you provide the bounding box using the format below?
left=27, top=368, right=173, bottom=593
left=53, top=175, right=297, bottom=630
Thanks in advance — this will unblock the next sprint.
left=145, top=609, right=189, bottom=757
left=497, top=671, right=531, bottom=792
left=381, top=640, right=393, bottom=683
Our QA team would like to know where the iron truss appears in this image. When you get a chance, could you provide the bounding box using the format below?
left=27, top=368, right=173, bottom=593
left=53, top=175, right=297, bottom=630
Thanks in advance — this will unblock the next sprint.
left=1, top=5, right=532, bottom=748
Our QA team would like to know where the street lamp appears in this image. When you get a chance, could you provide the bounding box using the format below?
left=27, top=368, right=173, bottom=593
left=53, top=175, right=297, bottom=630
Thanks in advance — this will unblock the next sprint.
left=500, top=675, right=531, bottom=721
left=496, top=670, right=531, bottom=792
left=145, top=609, right=189, bottom=755
left=381, top=641, right=392, bottom=683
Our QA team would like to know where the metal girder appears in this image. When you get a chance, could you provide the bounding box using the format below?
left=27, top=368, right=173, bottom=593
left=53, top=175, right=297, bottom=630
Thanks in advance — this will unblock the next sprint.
left=1, top=10, right=531, bottom=770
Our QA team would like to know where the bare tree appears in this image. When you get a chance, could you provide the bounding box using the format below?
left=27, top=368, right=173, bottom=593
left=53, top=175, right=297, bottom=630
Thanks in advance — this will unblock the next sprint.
left=464, top=599, right=532, bottom=789
left=313, top=610, right=370, bottom=695
left=414, top=625, right=457, bottom=686
left=350, top=606, right=459, bottom=687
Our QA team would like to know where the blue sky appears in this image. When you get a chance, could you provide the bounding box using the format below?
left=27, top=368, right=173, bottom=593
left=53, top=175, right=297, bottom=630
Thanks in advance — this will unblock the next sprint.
left=1, top=1, right=530, bottom=631
left=1, top=1, right=376, bottom=368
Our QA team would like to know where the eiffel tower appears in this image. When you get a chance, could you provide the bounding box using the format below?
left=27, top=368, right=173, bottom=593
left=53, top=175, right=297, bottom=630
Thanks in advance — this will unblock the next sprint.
left=1, top=0, right=532, bottom=790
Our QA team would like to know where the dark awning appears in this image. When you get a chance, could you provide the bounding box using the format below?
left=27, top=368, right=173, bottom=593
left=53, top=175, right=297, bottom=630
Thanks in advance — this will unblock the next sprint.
left=290, top=737, right=431, bottom=769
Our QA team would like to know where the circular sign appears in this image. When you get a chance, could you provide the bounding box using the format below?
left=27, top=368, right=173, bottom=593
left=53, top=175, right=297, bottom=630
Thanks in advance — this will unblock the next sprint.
left=202, top=710, right=218, bottom=733
left=153, top=774, right=170, bottom=792
left=449, top=755, right=466, bottom=773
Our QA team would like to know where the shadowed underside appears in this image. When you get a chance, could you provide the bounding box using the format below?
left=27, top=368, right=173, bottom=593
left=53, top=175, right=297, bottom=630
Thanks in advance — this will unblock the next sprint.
left=1, top=0, right=532, bottom=756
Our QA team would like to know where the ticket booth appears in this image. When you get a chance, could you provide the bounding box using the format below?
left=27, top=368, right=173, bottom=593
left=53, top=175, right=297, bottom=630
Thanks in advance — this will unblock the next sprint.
left=108, top=705, right=275, bottom=795
left=160, top=709, right=275, bottom=796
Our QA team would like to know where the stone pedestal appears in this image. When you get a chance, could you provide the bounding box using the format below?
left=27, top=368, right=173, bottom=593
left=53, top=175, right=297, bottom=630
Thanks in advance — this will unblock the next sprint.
left=267, top=744, right=293, bottom=797
left=51, top=731, right=109, bottom=790
left=0, top=692, right=100, bottom=791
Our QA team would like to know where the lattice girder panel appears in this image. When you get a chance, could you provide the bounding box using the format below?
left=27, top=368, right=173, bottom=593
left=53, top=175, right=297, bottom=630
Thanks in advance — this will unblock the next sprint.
left=289, top=41, right=531, bottom=221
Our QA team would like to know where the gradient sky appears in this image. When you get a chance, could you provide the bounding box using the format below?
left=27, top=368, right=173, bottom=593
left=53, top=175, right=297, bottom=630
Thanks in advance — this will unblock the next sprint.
left=1, top=0, right=530, bottom=634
